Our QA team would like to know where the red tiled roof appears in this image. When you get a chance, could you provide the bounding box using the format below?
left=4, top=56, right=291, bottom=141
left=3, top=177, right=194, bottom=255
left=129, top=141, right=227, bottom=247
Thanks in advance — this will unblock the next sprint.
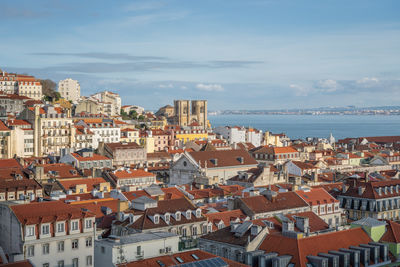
left=105, top=142, right=141, bottom=150
left=205, top=209, right=247, bottom=231
left=11, top=200, right=95, bottom=225
left=0, top=120, right=10, bottom=131
left=6, top=119, right=31, bottom=126
left=70, top=198, right=119, bottom=219
left=381, top=220, right=400, bottom=243
left=0, top=260, right=34, bottom=267
left=259, top=228, right=372, bottom=267
left=117, top=249, right=247, bottom=267
left=240, top=191, right=309, bottom=214
left=39, top=163, right=82, bottom=179
left=58, top=177, right=109, bottom=191
left=295, top=188, right=339, bottom=206
left=71, top=153, right=110, bottom=162
left=188, top=149, right=258, bottom=168
left=111, top=169, right=155, bottom=179
left=0, top=179, right=42, bottom=193
left=0, top=159, right=21, bottom=169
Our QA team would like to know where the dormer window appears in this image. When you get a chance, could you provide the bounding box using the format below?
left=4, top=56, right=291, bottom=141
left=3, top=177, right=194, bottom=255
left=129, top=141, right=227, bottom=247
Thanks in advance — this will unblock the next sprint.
left=85, top=219, right=93, bottom=229
left=195, top=209, right=201, bottom=218
left=26, top=226, right=35, bottom=237
left=71, top=221, right=79, bottom=231
left=165, top=214, right=170, bottom=223
left=186, top=210, right=191, bottom=220
left=154, top=214, right=160, bottom=224
left=175, top=212, right=181, bottom=221
left=42, top=224, right=50, bottom=235
left=57, top=222, right=64, bottom=233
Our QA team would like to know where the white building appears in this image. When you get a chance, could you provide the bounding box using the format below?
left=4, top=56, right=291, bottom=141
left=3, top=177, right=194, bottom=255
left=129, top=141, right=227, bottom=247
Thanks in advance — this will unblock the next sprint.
left=214, top=126, right=263, bottom=147
left=94, top=232, right=179, bottom=267
left=58, top=78, right=80, bottom=103
left=90, top=91, right=121, bottom=116
left=76, top=119, right=120, bottom=149
left=0, top=200, right=96, bottom=267
left=214, top=126, right=246, bottom=144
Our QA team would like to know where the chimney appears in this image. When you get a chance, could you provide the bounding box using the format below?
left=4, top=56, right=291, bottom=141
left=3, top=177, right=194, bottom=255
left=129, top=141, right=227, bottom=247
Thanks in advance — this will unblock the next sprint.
left=365, top=171, right=370, bottom=182
left=295, top=216, right=309, bottom=234
left=237, top=157, right=244, bottom=164
left=118, top=200, right=129, bottom=213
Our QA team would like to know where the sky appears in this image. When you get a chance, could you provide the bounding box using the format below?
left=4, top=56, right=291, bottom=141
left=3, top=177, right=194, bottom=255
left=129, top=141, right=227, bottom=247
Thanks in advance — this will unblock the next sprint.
left=1, top=0, right=400, bottom=110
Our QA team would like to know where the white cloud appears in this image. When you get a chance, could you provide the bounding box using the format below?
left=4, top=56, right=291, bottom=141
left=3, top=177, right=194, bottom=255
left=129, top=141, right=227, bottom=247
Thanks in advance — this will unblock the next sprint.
left=196, top=83, right=224, bottom=92
left=316, top=79, right=338, bottom=92
left=158, top=83, right=174, bottom=88
left=357, top=77, right=379, bottom=85
left=290, top=84, right=309, bottom=96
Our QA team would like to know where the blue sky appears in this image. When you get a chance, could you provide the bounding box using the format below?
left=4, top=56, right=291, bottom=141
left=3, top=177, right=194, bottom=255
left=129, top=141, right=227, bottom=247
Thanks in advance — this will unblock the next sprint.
left=1, top=0, right=400, bottom=110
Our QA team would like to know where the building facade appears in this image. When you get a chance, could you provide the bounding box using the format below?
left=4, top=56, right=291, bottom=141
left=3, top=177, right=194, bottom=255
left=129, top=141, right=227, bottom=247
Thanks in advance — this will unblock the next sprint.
left=58, top=78, right=80, bottom=103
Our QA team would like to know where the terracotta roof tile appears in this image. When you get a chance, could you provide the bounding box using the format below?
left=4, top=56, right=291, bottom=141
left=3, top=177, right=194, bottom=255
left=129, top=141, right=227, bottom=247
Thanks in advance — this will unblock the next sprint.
left=188, top=149, right=258, bottom=168
left=259, top=227, right=372, bottom=267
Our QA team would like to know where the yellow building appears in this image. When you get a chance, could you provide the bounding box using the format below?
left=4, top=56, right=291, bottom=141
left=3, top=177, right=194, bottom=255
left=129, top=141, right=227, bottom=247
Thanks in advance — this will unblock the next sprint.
left=148, top=117, right=167, bottom=130
left=139, top=131, right=155, bottom=153
left=121, top=128, right=140, bottom=144
left=173, top=129, right=208, bottom=147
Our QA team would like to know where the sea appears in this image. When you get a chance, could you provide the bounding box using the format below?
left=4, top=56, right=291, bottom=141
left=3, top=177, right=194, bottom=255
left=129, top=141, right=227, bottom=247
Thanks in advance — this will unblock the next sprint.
left=209, top=114, right=400, bottom=140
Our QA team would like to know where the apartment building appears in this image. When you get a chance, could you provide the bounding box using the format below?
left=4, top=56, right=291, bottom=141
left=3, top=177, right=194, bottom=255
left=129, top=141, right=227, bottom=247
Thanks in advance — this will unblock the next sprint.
left=169, top=149, right=258, bottom=185
left=0, top=120, right=11, bottom=159
left=338, top=178, right=400, bottom=221
left=98, top=142, right=146, bottom=166
left=214, top=126, right=263, bottom=147
left=0, top=201, right=96, bottom=267
left=0, top=93, right=31, bottom=116
left=58, top=78, right=80, bottom=103
left=76, top=119, right=120, bottom=149
left=90, top=91, right=121, bottom=116
left=19, top=105, right=74, bottom=156
left=6, top=119, right=34, bottom=157
left=94, top=232, right=179, bottom=267
left=0, top=72, right=42, bottom=100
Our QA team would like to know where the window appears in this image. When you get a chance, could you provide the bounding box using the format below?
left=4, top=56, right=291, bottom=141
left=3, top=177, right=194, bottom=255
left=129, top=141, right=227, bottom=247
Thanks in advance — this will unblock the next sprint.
left=86, top=237, right=92, bottom=247
left=101, top=246, right=105, bottom=254
left=192, top=226, right=197, bottom=236
left=85, top=219, right=92, bottom=229
left=42, top=243, right=49, bottom=255
left=26, top=226, right=35, bottom=236
left=42, top=224, right=49, bottom=235
left=58, top=261, right=64, bottom=267
left=182, top=228, right=187, bottom=237
left=86, top=256, right=92, bottom=266
left=196, top=209, right=201, bottom=218
left=57, top=222, right=64, bottom=233
left=137, top=245, right=142, bottom=255
left=154, top=215, right=159, bottom=224
left=72, top=258, right=79, bottom=267
left=71, top=221, right=79, bottom=231
left=27, top=245, right=34, bottom=257
left=186, top=211, right=191, bottom=219
left=72, top=239, right=79, bottom=249
left=175, top=212, right=181, bottom=221
left=58, top=241, right=64, bottom=252
left=43, top=264, right=49, bottom=267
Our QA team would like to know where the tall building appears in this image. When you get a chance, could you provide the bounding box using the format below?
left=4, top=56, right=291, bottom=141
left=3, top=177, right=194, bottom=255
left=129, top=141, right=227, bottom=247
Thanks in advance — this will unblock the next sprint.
left=18, top=105, right=75, bottom=156
left=173, top=100, right=207, bottom=129
left=58, top=78, right=80, bottom=103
